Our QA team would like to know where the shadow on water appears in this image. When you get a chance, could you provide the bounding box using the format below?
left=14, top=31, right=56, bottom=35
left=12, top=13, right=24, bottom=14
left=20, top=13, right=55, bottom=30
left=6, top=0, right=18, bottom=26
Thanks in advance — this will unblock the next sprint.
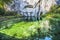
left=21, top=16, right=42, bottom=22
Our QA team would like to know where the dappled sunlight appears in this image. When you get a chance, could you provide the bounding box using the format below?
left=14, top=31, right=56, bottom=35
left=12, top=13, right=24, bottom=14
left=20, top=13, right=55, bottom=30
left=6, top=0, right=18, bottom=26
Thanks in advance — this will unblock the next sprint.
left=40, top=20, right=51, bottom=33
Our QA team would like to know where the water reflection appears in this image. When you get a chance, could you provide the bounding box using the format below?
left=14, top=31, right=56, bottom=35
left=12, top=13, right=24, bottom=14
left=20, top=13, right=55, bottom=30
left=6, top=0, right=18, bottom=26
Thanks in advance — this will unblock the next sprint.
left=0, top=17, right=57, bottom=40
left=44, top=36, right=52, bottom=40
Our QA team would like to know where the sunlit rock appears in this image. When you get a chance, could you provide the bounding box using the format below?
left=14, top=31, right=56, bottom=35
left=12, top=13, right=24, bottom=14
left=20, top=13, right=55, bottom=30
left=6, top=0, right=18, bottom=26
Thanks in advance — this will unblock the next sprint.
left=5, top=0, right=57, bottom=17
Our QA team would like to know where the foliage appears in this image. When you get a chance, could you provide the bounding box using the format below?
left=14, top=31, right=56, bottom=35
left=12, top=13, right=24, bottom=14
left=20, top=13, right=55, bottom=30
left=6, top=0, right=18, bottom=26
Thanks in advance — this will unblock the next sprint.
left=42, top=5, right=60, bottom=40
left=0, top=0, right=13, bottom=16
left=0, top=8, right=5, bottom=16
left=48, top=5, right=60, bottom=13
left=0, top=0, right=12, bottom=4
left=0, top=0, right=12, bottom=8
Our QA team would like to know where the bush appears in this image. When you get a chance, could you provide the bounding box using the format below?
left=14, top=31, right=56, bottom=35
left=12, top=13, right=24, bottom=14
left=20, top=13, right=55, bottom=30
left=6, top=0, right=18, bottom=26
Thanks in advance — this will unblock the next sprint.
left=0, top=8, right=5, bottom=16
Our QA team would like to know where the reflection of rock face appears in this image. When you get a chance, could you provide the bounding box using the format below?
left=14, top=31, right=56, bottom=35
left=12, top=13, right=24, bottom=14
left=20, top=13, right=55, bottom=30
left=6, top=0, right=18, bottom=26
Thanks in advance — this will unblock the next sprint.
left=6, top=0, right=56, bottom=16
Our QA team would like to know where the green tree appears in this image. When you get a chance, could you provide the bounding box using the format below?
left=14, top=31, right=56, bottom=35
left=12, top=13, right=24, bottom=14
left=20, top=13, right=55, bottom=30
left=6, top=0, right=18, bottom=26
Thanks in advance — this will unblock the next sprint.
left=0, top=0, right=12, bottom=8
left=0, top=0, right=12, bottom=16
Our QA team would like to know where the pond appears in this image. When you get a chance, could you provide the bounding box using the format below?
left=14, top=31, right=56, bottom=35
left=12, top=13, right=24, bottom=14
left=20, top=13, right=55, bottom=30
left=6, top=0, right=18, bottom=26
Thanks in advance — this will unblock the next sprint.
left=0, top=16, right=60, bottom=40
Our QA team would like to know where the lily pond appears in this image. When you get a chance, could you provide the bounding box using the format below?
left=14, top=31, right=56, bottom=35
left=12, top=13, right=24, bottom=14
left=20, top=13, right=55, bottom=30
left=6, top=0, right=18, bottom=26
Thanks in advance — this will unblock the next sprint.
left=0, top=13, right=60, bottom=40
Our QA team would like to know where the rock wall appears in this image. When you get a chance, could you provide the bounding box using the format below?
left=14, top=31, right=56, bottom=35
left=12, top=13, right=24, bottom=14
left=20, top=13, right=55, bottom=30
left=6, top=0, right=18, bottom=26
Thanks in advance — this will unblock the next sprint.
left=5, top=0, right=56, bottom=16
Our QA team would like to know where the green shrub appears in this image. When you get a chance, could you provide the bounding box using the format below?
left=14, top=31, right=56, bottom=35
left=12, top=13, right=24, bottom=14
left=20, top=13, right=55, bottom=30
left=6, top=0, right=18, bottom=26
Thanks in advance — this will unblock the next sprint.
left=0, top=8, right=5, bottom=16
